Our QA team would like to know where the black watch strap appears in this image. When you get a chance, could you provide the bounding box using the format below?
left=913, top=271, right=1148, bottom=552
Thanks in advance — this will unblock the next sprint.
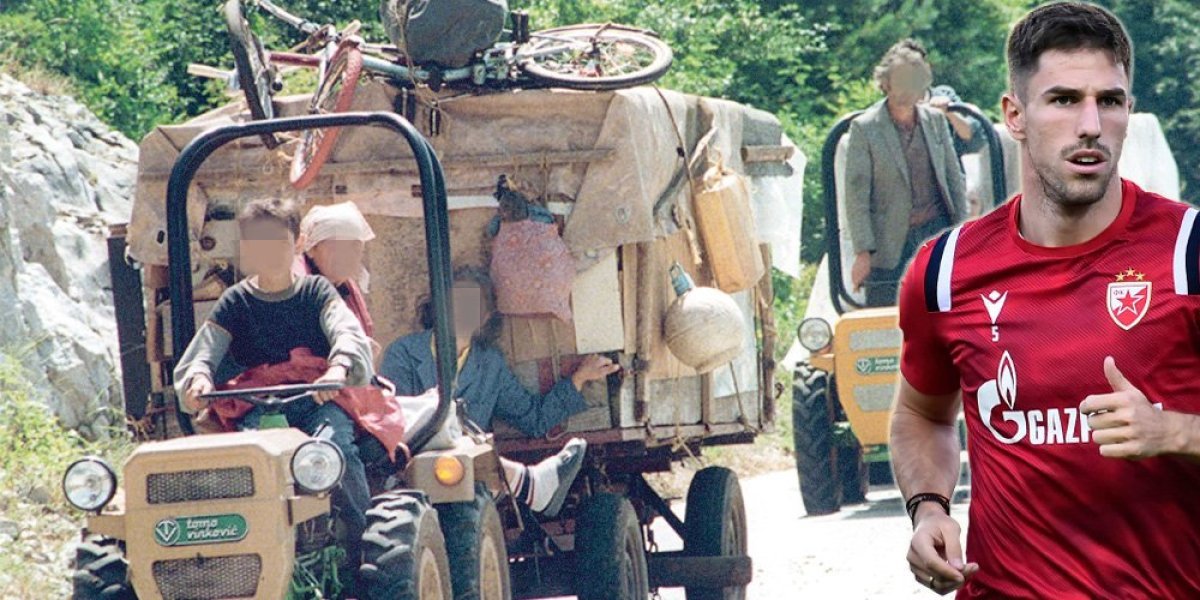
left=906, top=492, right=951, bottom=525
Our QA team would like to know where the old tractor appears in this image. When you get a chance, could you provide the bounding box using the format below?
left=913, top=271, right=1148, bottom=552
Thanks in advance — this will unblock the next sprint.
left=791, top=104, right=1007, bottom=514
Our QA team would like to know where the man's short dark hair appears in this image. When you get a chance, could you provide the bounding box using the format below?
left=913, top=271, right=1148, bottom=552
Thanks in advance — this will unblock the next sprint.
left=1007, top=2, right=1133, bottom=99
left=238, top=198, right=301, bottom=238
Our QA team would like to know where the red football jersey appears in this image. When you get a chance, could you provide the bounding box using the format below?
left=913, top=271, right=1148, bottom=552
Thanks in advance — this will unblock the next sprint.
left=899, top=179, right=1200, bottom=598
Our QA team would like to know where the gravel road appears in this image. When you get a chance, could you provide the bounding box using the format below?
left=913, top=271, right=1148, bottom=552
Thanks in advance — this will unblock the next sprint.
left=651, top=469, right=972, bottom=600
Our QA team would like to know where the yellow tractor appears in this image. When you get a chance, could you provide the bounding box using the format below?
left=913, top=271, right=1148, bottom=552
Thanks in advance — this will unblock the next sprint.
left=67, top=112, right=498, bottom=600
left=791, top=104, right=1006, bottom=514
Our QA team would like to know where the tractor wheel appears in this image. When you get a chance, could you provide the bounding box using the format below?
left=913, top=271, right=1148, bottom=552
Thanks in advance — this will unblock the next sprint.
left=359, top=491, right=453, bottom=600
left=438, top=484, right=512, bottom=600
left=838, top=436, right=869, bottom=505
left=792, top=364, right=840, bottom=515
left=574, top=492, right=649, bottom=600
left=683, top=467, right=748, bottom=600
left=72, top=535, right=134, bottom=600
left=868, top=460, right=895, bottom=486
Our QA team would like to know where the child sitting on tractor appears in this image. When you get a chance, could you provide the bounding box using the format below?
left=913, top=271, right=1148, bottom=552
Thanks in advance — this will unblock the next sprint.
left=173, top=198, right=385, bottom=563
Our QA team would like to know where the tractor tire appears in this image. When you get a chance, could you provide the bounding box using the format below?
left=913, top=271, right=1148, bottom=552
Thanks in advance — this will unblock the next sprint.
left=683, top=467, right=748, bottom=600
left=792, top=365, right=840, bottom=515
left=868, top=460, right=895, bottom=486
left=838, top=437, right=869, bottom=505
left=574, top=492, right=650, bottom=600
left=72, top=535, right=134, bottom=600
left=359, top=491, right=453, bottom=600
left=438, top=484, right=512, bottom=600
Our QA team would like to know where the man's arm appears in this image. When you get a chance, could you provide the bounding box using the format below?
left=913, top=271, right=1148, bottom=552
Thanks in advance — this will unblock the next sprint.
left=935, top=114, right=970, bottom=221
left=890, top=376, right=961, bottom=502
left=891, top=376, right=978, bottom=594
left=843, top=120, right=877, bottom=255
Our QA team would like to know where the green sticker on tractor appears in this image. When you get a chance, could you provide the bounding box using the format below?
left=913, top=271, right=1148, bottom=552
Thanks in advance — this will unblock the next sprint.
left=855, top=355, right=899, bottom=375
left=153, top=514, right=248, bottom=547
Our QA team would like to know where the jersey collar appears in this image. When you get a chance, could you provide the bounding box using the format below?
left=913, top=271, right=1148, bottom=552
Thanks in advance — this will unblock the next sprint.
left=1008, top=178, right=1137, bottom=258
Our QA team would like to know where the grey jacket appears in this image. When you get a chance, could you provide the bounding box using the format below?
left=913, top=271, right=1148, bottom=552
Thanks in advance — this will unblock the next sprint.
left=844, top=99, right=968, bottom=270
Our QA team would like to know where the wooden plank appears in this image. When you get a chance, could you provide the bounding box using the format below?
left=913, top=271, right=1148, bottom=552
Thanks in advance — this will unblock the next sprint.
left=740, top=144, right=795, bottom=164
left=571, top=252, right=624, bottom=354
left=137, top=148, right=615, bottom=181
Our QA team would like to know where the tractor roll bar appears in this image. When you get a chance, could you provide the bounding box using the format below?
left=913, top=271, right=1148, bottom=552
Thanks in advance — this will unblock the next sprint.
left=165, top=112, right=456, bottom=453
left=823, top=103, right=1007, bottom=314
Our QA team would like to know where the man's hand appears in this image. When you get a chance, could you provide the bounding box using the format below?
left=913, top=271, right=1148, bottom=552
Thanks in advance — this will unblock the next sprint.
left=852, top=251, right=873, bottom=291
left=928, top=95, right=952, bottom=113
left=572, top=355, right=621, bottom=391
left=184, top=374, right=215, bottom=413
left=1081, top=356, right=1179, bottom=459
left=313, top=365, right=348, bottom=404
left=908, top=504, right=979, bottom=595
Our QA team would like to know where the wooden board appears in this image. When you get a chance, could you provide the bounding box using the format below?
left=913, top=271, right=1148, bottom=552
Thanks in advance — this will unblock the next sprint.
left=571, top=252, right=625, bottom=354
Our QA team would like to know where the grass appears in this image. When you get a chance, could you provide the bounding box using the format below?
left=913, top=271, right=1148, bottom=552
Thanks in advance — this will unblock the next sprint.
left=0, top=50, right=75, bottom=96
left=0, top=352, right=132, bottom=598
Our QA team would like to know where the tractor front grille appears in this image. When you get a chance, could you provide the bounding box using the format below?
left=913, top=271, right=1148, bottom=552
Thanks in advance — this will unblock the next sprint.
left=147, top=467, right=255, bottom=504
left=152, top=554, right=261, bottom=600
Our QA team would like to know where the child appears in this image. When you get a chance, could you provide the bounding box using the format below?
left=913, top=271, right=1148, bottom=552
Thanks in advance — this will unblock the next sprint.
left=173, top=198, right=376, bottom=553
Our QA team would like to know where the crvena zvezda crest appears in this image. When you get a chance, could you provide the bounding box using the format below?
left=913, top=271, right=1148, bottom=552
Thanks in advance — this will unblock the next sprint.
left=1107, top=268, right=1151, bottom=331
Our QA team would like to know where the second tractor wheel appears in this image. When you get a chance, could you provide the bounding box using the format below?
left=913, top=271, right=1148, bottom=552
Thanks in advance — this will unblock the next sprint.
left=574, top=492, right=650, bottom=600
left=438, top=484, right=512, bottom=600
left=683, top=467, right=748, bottom=600
left=838, top=436, right=869, bottom=505
left=792, top=364, right=840, bottom=515
left=359, top=491, right=454, bottom=600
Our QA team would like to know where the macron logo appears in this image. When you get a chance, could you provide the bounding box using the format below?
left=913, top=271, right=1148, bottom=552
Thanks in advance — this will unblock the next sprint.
left=981, top=290, right=1008, bottom=325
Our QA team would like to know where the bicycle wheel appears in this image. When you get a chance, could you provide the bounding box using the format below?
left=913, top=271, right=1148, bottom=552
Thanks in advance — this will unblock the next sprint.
left=224, top=0, right=280, bottom=148
left=290, top=39, right=363, bottom=190
left=518, top=24, right=672, bottom=91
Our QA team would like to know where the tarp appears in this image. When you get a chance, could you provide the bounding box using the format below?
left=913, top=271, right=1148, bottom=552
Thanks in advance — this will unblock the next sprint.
left=128, top=81, right=805, bottom=276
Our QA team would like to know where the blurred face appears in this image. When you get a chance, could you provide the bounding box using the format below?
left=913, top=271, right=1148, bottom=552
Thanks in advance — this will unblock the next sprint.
left=451, top=283, right=490, bottom=341
left=307, top=239, right=365, bottom=285
left=1004, top=48, right=1131, bottom=208
left=238, top=219, right=297, bottom=277
left=886, top=62, right=931, bottom=106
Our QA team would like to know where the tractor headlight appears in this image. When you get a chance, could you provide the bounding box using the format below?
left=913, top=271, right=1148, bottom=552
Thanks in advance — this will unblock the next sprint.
left=798, top=318, right=833, bottom=352
left=62, top=457, right=117, bottom=512
left=291, top=440, right=345, bottom=494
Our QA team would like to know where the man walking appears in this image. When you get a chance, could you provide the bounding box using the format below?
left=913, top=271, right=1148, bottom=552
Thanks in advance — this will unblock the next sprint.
left=891, top=2, right=1200, bottom=597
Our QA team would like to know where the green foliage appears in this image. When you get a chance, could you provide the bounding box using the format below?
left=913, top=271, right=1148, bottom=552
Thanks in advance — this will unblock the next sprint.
left=1095, top=0, right=1200, bottom=198
left=0, top=353, right=129, bottom=510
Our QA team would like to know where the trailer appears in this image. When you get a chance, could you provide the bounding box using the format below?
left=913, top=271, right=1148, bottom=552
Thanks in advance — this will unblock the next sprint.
left=109, top=80, right=805, bottom=598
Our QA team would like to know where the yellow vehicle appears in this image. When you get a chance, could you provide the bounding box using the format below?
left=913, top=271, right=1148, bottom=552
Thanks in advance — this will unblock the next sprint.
left=790, top=105, right=1006, bottom=514
left=67, top=112, right=500, bottom=600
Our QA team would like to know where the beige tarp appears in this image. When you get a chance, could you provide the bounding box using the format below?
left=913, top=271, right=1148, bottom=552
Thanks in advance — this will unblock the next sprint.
left=128, top=80, right=803, bottom=370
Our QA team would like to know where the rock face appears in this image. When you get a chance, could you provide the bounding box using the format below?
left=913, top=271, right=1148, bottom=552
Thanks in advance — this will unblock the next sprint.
left=0, top=73, right=137, bottom=438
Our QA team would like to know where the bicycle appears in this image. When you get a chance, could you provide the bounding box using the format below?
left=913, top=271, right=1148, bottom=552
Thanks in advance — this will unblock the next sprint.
left=222, top=0, right=673, bottom=189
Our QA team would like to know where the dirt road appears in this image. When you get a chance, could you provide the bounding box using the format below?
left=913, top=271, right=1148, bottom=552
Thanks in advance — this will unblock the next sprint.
left=652, top=469, right=971, bottom=600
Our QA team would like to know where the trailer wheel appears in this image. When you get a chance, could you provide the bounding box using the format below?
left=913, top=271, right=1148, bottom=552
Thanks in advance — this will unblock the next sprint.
left=792, top=364, right=840, bottom=515
left=683, top=467, right=747, bottom=600
left=360, top=491, right=453, bottom=600
left=72, top=535, right=133, bottom=600
left=574, top=493, right=649, bottom=600
left=438, top=484, right=512, bottom=600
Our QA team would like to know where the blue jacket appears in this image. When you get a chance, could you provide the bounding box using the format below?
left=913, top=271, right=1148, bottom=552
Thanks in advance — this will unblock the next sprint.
left=379, top=329, right=587, bottom=438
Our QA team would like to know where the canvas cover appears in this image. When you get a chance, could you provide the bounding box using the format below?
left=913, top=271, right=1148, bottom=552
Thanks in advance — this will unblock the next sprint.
left=128, top=81, right=804, bottom=418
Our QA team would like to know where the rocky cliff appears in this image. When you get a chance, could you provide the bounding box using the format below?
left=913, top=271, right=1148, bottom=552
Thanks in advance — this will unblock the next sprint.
left=0, top=73, right=136, bottom=438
